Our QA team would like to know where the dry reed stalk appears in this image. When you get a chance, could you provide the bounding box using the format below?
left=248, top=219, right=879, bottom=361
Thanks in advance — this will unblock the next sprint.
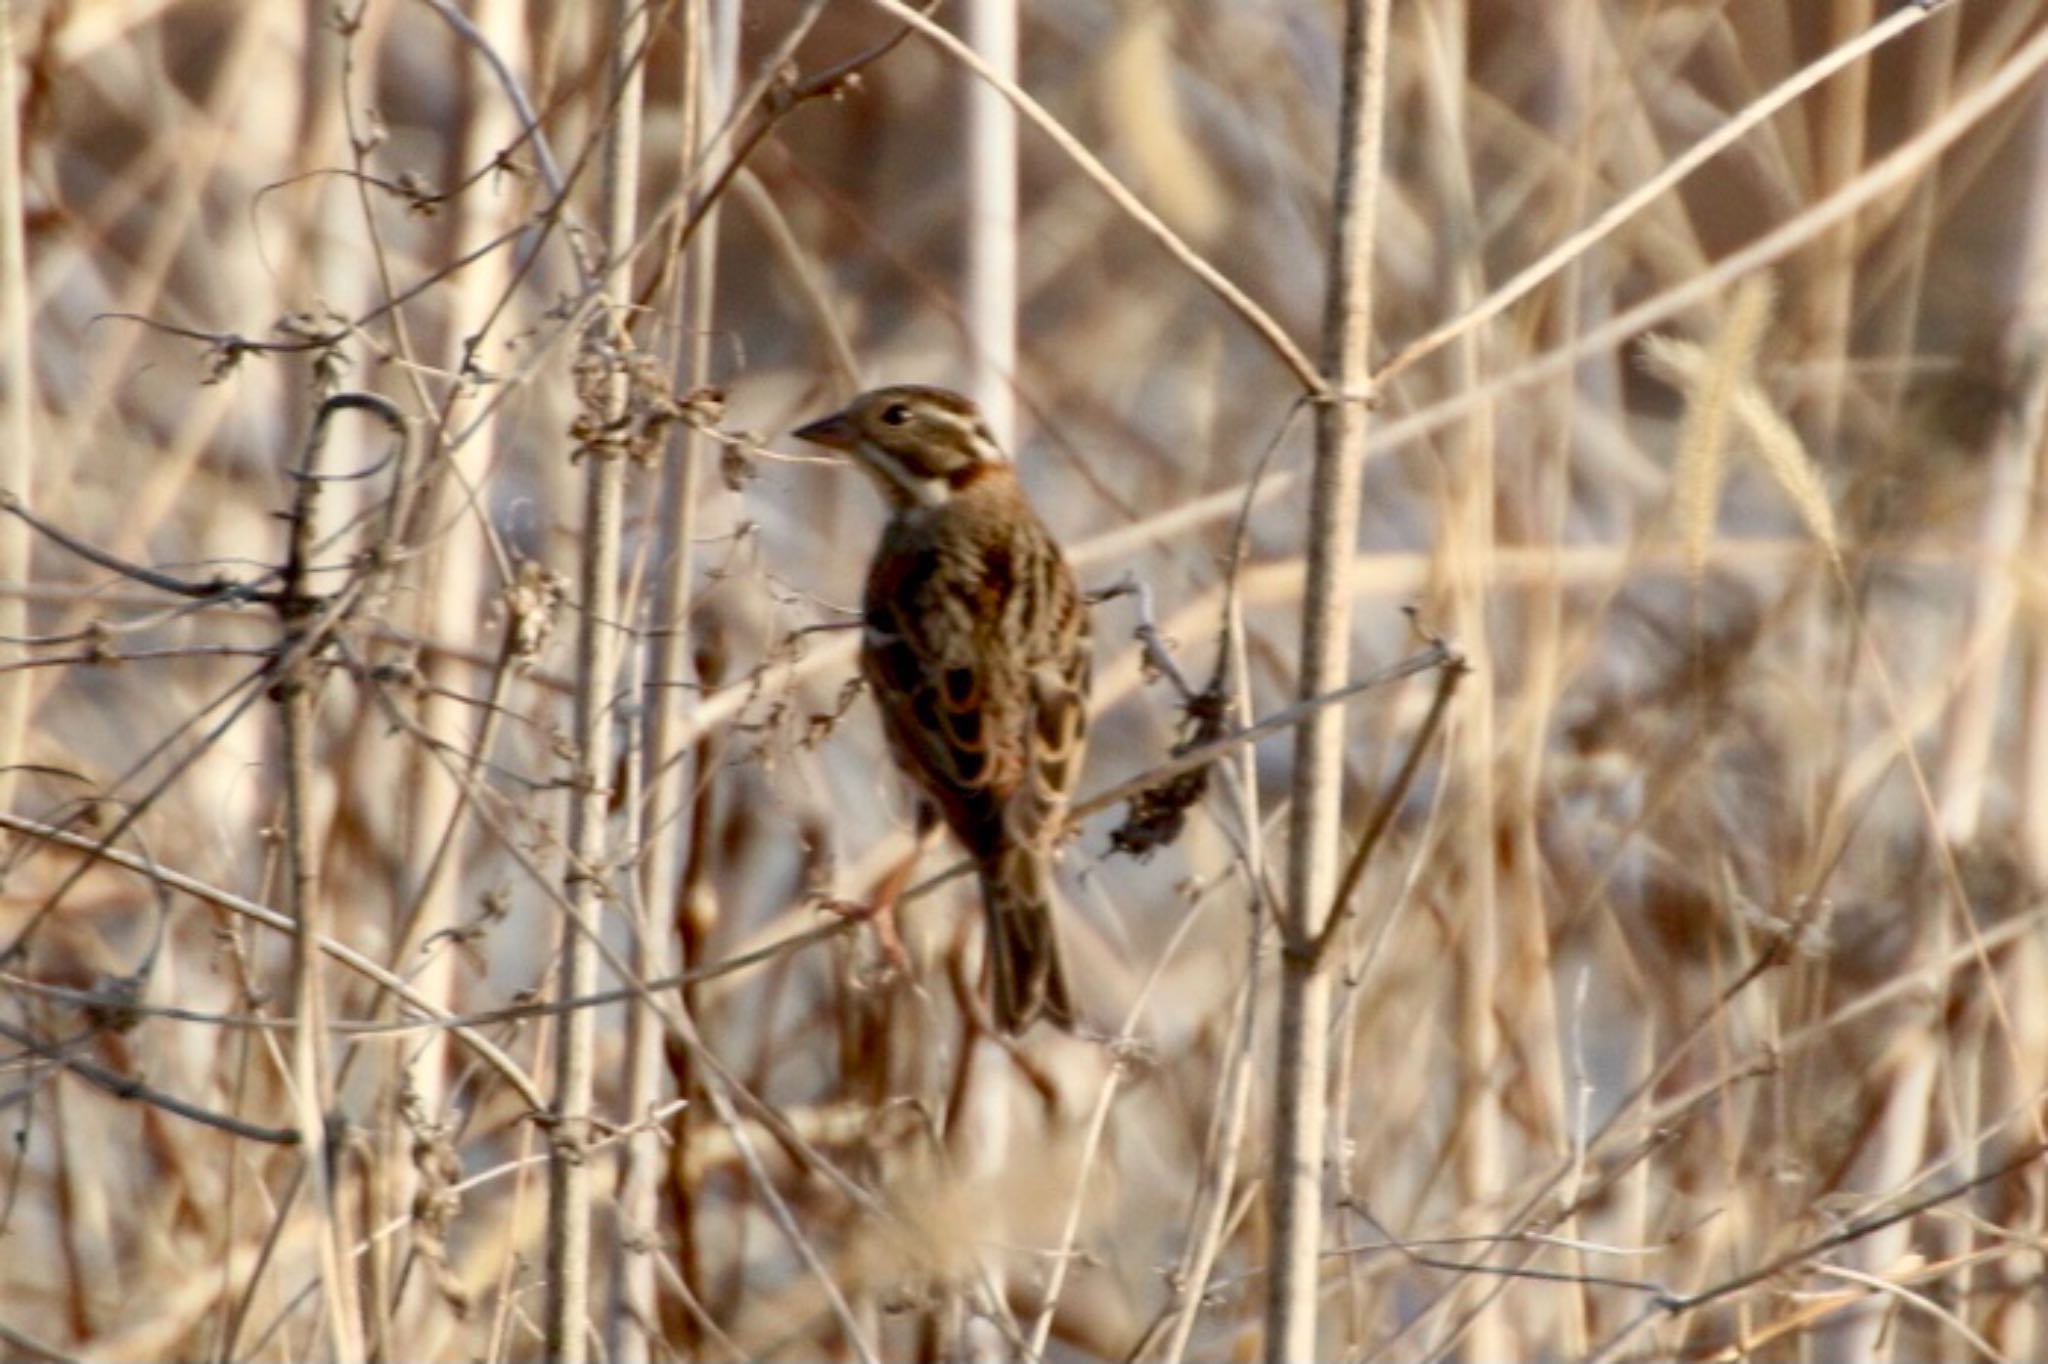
left=1798, top=0, right=1875, bottom=459
left=621, top=1, right=737, bottom=1356
left=0, top=0, right=31, bottom=815
left=1407, top=2, right=1514, bottom=1353
left=862, top=0, right=1323, bottom=392
left=965, top=0, right=1018, bottom=446
left=1833, top=65, right=2048, bottom=1364
left=1363, top=13, right=2048, bottom=505
left=355, top=4, right=536, bottom=1350
left=1508, top=3, right=1602, bottom=1348
left=1374, top=0, right=1943, bottom=390
left=949, top=4, right=1025, bottom=1355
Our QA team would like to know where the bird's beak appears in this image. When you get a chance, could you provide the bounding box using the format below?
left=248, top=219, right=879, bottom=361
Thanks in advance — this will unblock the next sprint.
left=792, top=409, right=858, bottom=452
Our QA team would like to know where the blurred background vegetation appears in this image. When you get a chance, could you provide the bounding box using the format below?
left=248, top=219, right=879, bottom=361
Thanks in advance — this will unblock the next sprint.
left=3, top=0, right=2047, bottom=1359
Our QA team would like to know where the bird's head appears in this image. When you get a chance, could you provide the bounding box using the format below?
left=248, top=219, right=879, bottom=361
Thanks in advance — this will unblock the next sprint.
left=792, top=385, right=1008, bottom=508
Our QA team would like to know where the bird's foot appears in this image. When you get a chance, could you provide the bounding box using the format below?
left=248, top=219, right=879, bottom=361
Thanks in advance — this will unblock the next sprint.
left=815, top=897, right=912, bottom=978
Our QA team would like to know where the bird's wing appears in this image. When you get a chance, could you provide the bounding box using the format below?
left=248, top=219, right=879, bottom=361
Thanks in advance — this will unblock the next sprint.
left=861, top=541, right=1010, bottom=854
left=1008, top=548, right=1092, bottom=848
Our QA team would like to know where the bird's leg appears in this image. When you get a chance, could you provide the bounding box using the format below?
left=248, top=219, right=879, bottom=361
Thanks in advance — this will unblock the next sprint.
left=816, top=809, right=939, bottom=977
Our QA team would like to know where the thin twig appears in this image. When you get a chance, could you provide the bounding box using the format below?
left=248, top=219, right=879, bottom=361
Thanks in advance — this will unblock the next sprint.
left=1306, top=641, right=1467, bottom=967
left=0, top=1017, right=301, bottom=1145
left=1077, top=642, right=1455, bottom=823
left=0, top=811, right=547, bottom=1109
left=860, top=0, right=1323, bottom=392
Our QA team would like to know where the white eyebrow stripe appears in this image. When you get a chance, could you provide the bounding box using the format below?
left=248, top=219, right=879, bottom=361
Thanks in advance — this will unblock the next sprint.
left=903, top=404, right=1006, bottom=464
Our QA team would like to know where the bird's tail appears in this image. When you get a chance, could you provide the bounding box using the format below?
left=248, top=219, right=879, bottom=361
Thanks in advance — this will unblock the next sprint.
left=978, top=846, right=1075, bottom=1035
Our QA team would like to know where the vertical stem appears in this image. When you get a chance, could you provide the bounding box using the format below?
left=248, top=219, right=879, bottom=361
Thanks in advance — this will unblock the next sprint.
left=279, top=403, right=384, bottom=1364
left=965, top=0, right=1018, bottom=446
left=1521, top=2, right=1598, bottom=1352
left=1162, top=971, right=1259, bottom=1364
left=376, top=15, right=529, bottom=1343
left=2020, top=559, right=2048, bottom=1362
left=959, top=4, right=1021, bottom=1348
left=1416, top=3, right=1505, bottom=1353
left=1264, top=1, right=1390, bottom=1359
left=2029, top=511, right=2048, bottom=891
left=0, top=0, right=33, bottom=813
left=1853, top=70, right=2048, bottom=1364
left=620, top=0, right=734, bottom=1356
left=1801, top=0, right=1872, bottom=452
left=613, top=644, right=659, bottom=1364
left=545, top=2, right=642, bottom=1357
left=1932, top=92, right=2048, bottom=843
left=402, top=0, right=528, bottom=1111
left=1162, top=601, right=1264, bottom=1364
left=282, top=664, right=362, bottom=1364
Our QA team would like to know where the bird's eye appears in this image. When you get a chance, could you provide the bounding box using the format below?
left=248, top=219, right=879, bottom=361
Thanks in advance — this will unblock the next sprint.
left=880, top=403, right=913, bottom=426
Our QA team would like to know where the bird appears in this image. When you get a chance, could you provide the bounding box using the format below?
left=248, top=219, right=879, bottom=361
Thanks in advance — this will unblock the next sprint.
left=794, top=385, right=1091, bottom=1034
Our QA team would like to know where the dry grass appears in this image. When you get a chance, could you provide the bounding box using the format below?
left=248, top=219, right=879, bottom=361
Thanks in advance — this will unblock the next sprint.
left=3, top=1, right=2047, bottom=1360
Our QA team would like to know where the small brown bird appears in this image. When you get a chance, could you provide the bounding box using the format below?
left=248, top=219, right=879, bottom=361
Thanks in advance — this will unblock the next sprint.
left=794, top=385, right=1090, bottom=1033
